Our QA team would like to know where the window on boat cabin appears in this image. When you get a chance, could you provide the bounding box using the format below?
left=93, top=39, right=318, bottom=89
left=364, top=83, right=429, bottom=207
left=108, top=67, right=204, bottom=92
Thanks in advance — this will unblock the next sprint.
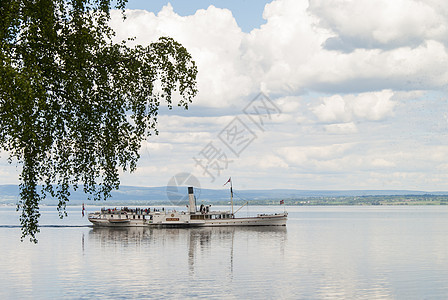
left=133, top=215, right=135, bottom=219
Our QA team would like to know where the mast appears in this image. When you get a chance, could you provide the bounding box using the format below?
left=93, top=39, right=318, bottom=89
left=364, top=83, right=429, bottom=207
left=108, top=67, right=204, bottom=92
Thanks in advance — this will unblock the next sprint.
left=230, top=180, right=233, bottom=215
left=224, top=177, right=233, bottom=214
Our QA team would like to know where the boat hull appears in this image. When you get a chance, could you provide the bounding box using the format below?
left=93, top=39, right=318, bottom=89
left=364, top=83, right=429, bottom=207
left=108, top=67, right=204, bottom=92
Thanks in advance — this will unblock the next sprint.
left=88, top=218, right=148, bottom=227
left=88, top=213, right=287, bottom=228
left=199, top=214, right=287, bottom=227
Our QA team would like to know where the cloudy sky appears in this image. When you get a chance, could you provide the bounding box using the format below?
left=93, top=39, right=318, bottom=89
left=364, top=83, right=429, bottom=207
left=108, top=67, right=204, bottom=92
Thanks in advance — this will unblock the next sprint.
left=3, top=0, right=448, bottom=191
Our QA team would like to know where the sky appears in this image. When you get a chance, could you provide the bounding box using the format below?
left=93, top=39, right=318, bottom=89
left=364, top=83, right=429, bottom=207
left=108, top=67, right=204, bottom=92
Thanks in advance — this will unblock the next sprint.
left=3, top=0, right=448, bottom=191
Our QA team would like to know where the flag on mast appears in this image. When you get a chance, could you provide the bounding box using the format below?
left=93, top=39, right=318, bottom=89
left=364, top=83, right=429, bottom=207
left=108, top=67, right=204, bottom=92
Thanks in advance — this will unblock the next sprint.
left=224, top=177, right=231, bottom=186
left=224, top=177, right=233, bottom=199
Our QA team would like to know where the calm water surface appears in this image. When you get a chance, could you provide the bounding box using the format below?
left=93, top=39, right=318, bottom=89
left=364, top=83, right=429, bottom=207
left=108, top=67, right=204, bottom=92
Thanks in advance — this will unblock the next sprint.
left=1, top=205, right=447, bottom=299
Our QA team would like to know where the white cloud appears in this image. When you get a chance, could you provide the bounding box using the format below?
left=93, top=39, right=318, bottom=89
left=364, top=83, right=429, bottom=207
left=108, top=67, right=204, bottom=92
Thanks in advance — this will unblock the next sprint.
left=324, top=122, right=358, bottom=134
left=312, top=95, right=350, bottom=123
left=243, top=0, right=448, bottom=94
left=252, top=154, right=289, bottom=169
left=371, top=158, right=396, bottom=168
left=274, top=96, right=302, bottom=113
left=351, top=90, right=395, bottom=121
left=312, top=90, right=395, bottom=123
left=276, top=142, right=437, bottom=175
left=111, top=5, right=252, bottom=108
left=110, top=0, right=448, bottom=103
left=309, top=0, right=448, bottom=50
left=278, top=143, right=353, bottom=165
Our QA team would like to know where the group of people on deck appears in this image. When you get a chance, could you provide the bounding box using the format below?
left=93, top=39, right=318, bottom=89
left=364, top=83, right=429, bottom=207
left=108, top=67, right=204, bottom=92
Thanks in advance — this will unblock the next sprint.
left=100, top=207, right=165, bottom=214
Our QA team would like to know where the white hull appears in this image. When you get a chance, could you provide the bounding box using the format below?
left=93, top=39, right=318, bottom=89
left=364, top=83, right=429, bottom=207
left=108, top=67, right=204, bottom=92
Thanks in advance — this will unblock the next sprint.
left=88, top=218, right=148, bottom=227
left=89, top=212, right=287, bottom=228
left=198, top=215, right=287, bottom=227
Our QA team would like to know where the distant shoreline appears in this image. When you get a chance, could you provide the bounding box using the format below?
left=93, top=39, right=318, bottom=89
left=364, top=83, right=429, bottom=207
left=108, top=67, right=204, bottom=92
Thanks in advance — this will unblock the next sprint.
left=2, top=195, right=448, bottom=206
left=3, top=185, right=448, bottom=206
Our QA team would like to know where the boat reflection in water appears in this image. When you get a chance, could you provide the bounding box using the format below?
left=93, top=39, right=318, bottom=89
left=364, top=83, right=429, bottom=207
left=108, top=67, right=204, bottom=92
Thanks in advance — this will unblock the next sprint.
left=88, top=226, right=287, bottom=277
left=88, top=226, right=287, bottom=248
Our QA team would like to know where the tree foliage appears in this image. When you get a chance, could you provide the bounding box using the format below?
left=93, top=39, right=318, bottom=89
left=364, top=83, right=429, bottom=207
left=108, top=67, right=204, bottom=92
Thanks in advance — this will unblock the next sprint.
left=0, top=0, right=198, bottom=242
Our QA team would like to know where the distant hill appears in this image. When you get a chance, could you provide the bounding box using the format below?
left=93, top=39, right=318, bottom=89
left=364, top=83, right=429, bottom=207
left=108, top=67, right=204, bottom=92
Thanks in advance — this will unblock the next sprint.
left=1, top=184, right=447, bottom=206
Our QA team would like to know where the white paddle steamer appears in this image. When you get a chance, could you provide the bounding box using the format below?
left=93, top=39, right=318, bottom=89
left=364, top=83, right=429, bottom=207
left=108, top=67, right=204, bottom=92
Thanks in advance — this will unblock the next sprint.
left=88, top=186, right=287, bottom=227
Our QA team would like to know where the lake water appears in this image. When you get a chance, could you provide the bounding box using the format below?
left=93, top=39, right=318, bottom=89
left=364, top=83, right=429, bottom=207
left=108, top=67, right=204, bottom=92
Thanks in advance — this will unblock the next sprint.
left=1, top=205, right=447, bottom=299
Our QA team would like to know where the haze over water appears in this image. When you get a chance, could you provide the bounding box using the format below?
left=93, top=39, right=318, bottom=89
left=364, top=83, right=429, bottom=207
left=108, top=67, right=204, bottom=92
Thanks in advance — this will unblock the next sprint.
left=1, top=205, right=447, bottom=299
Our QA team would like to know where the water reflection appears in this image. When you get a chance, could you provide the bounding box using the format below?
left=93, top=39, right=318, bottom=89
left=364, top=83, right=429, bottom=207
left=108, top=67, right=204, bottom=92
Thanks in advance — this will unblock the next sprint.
left=88, top=227, right=156, bottom=246
left=88, top=226, right=287, bottom=247
left=88, top=226, right=287, bottom=279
